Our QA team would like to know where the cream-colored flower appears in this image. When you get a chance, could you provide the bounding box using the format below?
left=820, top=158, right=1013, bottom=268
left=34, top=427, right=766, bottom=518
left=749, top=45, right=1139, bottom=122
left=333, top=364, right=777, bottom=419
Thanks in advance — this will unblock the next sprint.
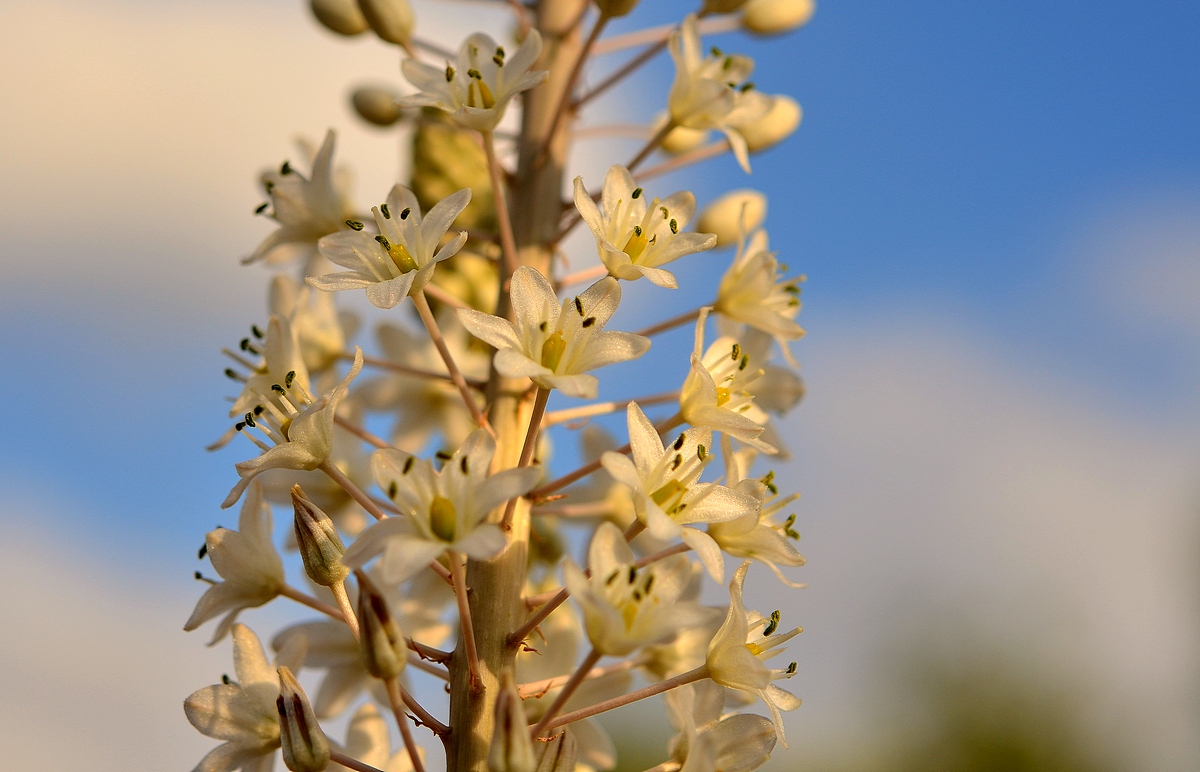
left=641, top=563, right=720, bottom=681
left=332, top=703, right=425, bottom=772
left=399, top=31, right=548, bottom=132
left=730, top=94, right=801, bottom=153
left=458, top=267, right=650, bottom=399
left=705, top=562, right=802, bottom=746
left=666, top=680, right=777, bottom=772
left=707, top=436, right=805, bottom=587
left=696, top=189, right=767, bottom=248
left=573, top=165, right=716, bottom=289
left=741, top=0, right=816, bottom=36
left=600, top=402, right=759, bottom=581
left=185, top=482, right=284, bottom=644
left=680, top=311, right=775, bottom=453
left=246, top=130, right=351, bottom=266
left=309, top=186, right=470, bottom=309
left=668, top=16, right=774, bottom=172
left=269, top=274, right=347, bottom=374
left=214, top=315, right=311, bottom=450
left=563, top=522, right=715, bottom=657
left=222, top=349, right=363, bottom=509
left=343, top=429, right=542, bottom=582
left=183, top=623, right=305, bottom=772
left=715, top=229, right=804, bottom=363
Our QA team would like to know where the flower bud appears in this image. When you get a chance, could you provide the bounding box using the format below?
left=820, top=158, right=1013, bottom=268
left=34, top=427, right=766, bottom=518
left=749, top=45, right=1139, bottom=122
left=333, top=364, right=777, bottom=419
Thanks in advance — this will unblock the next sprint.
left=277, top=666, right=332, bottom=772
left=703, top=0, right=751, bottom=14
left=697, top=190, right=768, bottom=247
left=292, top=485, right=349, bottom=587
left=356, top=0, right=415, bottom=45
left=594, top=0, right=640, bottom=18
left=355, top=569, right=407, bottom=680
left=741, top=0, right=816, bottom=36
left=352, top=86, right=404, bottom=127
left=488, top=673, right=536, bottom=772
left=534, top=729, right=577, bottom=772
left=661, top=124, right=711, bottom=155
left=739, top=96, right=802, bottom=153
left=310, top=0, right=369, bottom=36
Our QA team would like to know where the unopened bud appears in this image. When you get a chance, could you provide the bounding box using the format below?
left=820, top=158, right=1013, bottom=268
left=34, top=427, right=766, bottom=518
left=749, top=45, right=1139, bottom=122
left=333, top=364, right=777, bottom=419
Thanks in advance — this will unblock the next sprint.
left=697, top=189, right=768, bottom=247
left=703, top=0, right=751, bottom=13
left=355, top=570, right=407, bottom=680
left=739, top=95, right=802, bottom=153
left=352, top=86, right=404, bottom=126
left=356, top=0, right=415, bottom=45
left=594, top=0, right=640, bottom=18
left=310, top=0, right=369, bottom=36
left=277, top=666, right=331, bottom=772
left=534, top=729, right=577, bottom=772
left=292, top=486, right=349, bottom=587
left=741, top=0, right=816, bottom=35
left=661, top=124, right=711, bottom=155
left=488, top=673, right=536, bottom=772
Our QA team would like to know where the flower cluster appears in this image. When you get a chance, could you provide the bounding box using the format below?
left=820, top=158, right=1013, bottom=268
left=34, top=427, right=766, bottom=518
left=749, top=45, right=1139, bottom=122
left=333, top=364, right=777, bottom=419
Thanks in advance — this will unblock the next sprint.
left=183, top=3, right=816, bottom=772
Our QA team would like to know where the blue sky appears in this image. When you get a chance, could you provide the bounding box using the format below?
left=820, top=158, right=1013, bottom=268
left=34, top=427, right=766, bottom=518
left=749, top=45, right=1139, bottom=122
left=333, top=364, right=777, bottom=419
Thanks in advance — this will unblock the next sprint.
left=1, top=1, right=1199, bottom=768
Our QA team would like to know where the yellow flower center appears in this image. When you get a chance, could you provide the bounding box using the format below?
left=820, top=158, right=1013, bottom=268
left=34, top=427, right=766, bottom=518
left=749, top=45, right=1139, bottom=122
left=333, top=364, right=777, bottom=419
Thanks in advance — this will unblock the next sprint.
left=540, top=330, right=566, bottom=371
left=650, top=479, right=686, bottom=511
left=388, top=242, right=419, bottom=273
left=466, top=70, right=496, bottom=109
left=622, top=226, right=648, bottom=263
left=429, top=496, right=457, bottom=542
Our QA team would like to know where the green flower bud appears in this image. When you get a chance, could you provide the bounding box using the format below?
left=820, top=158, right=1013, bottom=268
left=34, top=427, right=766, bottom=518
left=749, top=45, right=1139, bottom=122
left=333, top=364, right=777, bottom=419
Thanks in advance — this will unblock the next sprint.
left=741, top=0, right=816, bottom=36
left=356, top=0, right=415, bottom=46
left=488, top=673, right=537, bottom=772
left=355, top=570, right=408, bottom=680
left=277, top=666, right=331, bottom=772
left=351, top=86, right=404, bottom=126
left=309, top=0, right=369, bottom=36
left=292, top=485, right=349, bottom=587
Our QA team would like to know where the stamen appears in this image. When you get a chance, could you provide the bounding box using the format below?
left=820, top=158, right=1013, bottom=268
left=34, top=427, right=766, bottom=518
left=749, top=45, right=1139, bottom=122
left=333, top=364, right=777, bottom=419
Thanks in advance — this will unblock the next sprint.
left=346, top=219, right=365, bottom=231
left=280, top=161, right=292, bottom=175
left=388, top=481, right=398, bottom=498
left=631, top=187, right=643, bottom=199
left=403, top=456, right=415, bottom=474
left=254, top=202, right=269, bottom=215
left=582, top=316, right=596, bottom=328
left=673, top=434, right=685, bottom=451
left=573, top=296, right=584, bottom=316
left=445, top=64, right=456, bottom=82
left=697, top=444, right=707, bottom=461
left=400, top=207, right=411, bottom=220
left=198, top=543, right=207, bottom=559
left=381, top=203, right=391, bottom=219
left=237, top=426, right=272, bottom=452
left=460, top=456, right=469, bottom=474
left=669, top=218, right=678, bottom=234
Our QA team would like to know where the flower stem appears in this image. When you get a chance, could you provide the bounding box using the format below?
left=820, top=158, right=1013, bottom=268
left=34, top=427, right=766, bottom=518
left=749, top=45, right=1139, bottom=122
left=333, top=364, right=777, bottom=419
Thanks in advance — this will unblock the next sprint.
left=626, top=120, right=675, bottom=172
left=319, top=461, right=389, bottom=522
left=556, top=264, right=609, bottom=289
left=344, top=351, right=473, bottom=385
left=482, top=131, right=521, bottom=278
left=280, top=583, right=342, bottom=621
left=518, top=653, right=643, bottom=698
left=388, top=674, right=448, bottom=745
left=329, top=751, right=385, bottom=772
left=334, top=414, right=394, bottom=450
left=530, top=647, right=603, bottom=739
left=501, top=386, right=551, bottom=530
left=575, top=40, right=668, bottom=110
left=413, top=290, right=489, bottom=430
left=590, top=15, right=739, bottom=55
left=633, top=307, right=705, bottom=339
left=450, top=552, right=482, bottom=691
left=636, top=139, right=730, bottom=182
left=330, top=580, right=360, bottom=639
left=537, top=665, right=710, bottom=736
left=541, top=390, right=678, bottom=427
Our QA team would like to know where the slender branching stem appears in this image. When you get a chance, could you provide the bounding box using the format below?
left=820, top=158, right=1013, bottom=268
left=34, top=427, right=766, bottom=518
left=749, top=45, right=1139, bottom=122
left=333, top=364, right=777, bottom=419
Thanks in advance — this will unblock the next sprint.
left=541, top=390, right=678, bottom=427
left=529, top=501, right=614, bottom=519
left=633, top=307, right=705, bottom=338
left=409, top=638, right=453, bottom=663
left=329, top=751, right=385, bottom=772
left=575, top=40, right=667, bottom=110
left=280, top=584, right=342, bottom=620
left=537, top=666, right=710, bottom=736
left=319, top=461, right=390, bottom=522
left=423, top=282, right=472, bottom=310
left=535, top=13, right=609, bottom=170
left=501, top=387, right=551, bottom=530
left=389, top=675, right=450, bottom=740
left=626, top=120, right=675, bottom=172
left=413, top=290, right=489, bottom=430
left=591, top=15, right=739, bottom=56
left=334, top=415, right=394, bottom=451
left=636, top=139, right=730, bottom=181
left=386, top=679, right=431, bottom=772
left=343, top=351, right=471, bottom=385
left=530, top=647, right=603, bottom=739
left=556, top=264, right=609, bottom=289
left=482, top=131, right=521, bottom=278
left=408, top=652, right=451, bottom=680
left=517, top=655, right=645, bottom=697
left=449, top=552, right=482, bottom=690
left=330, top=580, right=360, bottom=640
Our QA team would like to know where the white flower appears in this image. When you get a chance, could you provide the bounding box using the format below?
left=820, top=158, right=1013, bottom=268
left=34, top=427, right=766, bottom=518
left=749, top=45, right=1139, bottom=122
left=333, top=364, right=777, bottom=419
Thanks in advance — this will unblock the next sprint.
left=356, top=313, right=487, bottom=452
left=308, top=186, right=471, bottom=309
left=458, top=267, right=650, bottom=399
left=563, top=522, right=715, bottom=657
left=707, top=436, right=805, bottom=587
left=573, top=165, right=716, bottom=289
left=342, top=429, right=542, bottom=582
left=222, top=349, right=364, bottom=509
left=399, top=31, right=548, bottom=132
left=641, top=563, right=721, bottom=681
left=665, top=680, right=777, bottom=772
left=668, top=16, right=774, bottom=172
left=246, top=129, right=351, bottom=266
left=183, top=623, right=305, bottom=772
left=696, top=189, right=767, bottom=248
left=680, top=311, right=775, bottom=453
left=715, top=229, right=804, bottom=363
left=217, top=315, right=311, bottom=447
left=600, top=402, right=760, bottom=581
left=272, top=567, right=453, bottom=717
left=270, top=274, right=347, bottom=374
left=185, top=482, right=284, bottom=644
left=705, top=562, right=802, bottom=746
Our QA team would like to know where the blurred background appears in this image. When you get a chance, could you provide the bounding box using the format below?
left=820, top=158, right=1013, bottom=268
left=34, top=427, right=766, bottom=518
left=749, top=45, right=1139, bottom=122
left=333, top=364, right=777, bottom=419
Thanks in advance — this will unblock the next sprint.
left=1, top=0, right=1198, bottom=770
